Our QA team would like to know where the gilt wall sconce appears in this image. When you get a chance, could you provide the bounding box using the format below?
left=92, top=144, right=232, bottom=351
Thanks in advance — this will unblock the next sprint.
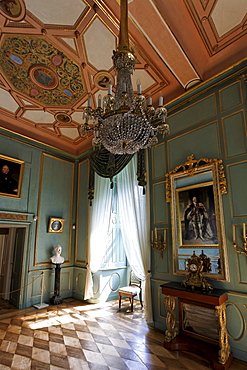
left=151, top=228, right=167, bottom=259
left=233, top=223, right=247, bottom=257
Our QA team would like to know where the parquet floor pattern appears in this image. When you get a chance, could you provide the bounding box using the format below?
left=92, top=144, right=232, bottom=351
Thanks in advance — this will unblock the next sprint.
left=0, top=298, right=245, bottom=369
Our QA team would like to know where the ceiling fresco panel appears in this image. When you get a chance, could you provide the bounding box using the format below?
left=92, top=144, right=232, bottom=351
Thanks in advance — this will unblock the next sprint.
left=83, top=17, right=117, bottom=71
left=24, top=0, right=87, bottom=26
left=0, top=88, right=19, bottom=112
left=185, top=0, right=247, bottom=54
left=211, top=0, right=247, bottom=37
left=0, top=0, right=245, bottom=154
left=0, top=35, right=85, bottom=107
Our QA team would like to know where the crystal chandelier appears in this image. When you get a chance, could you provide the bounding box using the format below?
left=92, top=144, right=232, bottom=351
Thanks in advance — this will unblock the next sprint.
left=80, top=0, right=169, bottom=155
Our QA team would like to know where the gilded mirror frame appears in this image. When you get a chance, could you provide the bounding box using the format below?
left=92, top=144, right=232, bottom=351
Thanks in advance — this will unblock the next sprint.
left=166, top=155, right=229, bottom=281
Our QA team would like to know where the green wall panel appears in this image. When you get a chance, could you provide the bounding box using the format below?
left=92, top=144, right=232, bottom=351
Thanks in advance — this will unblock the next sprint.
left=223, top=111, right=246, bottom=158
left=153, top=182, right=167, bottom=224
left=168, top=122, right=220, bottom=171
left=228, top=162, right=247, bottom=217
left=26, top=267, right=73, bottom=307
left=0, top=136, right=41, bottom=214
left=152, top=143, right=166, bottom=179
left=220, top=81, right=242, bottom=111
left=36, top=154, right=74, bottom=264
left=169, top=95, right=216, bottom=134
left=73, top=267, right=86, bottom=301
left=153, top=247, right=169, bottom=274
left=227, top=293, right=247, bottom=362
left=0, top=136, right=33, bottom=164
left=76, top=160, right=88, bottom=263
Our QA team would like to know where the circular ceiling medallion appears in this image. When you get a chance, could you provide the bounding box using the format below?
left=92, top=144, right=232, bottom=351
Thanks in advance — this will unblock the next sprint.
left=51, top=54, right=63, bottom=66
left=30, top=88, right=39, bottom=97
left=30, top=65, right=58, bottom=90
left=55, top=113, right=71, bottom=124
left=94, top=71, right=114, bottom=90
left=0, top=0, right=24, bottom=20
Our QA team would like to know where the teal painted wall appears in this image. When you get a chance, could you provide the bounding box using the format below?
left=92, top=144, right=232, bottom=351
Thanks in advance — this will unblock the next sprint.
left=0, top=60, right=246, bottom=362
left=0, top=138, right=76, bottom=308
left=150, top=61, right=247, bottom=361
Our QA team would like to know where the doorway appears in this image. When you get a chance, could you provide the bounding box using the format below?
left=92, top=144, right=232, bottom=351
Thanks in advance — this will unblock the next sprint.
left=0, top=226, right=26, bottom=310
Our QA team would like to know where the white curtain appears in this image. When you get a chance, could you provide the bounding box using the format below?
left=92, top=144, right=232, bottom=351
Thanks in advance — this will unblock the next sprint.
left=84, top=174, right=112, bottom=300
left=117, top=156, right=153, bottom=323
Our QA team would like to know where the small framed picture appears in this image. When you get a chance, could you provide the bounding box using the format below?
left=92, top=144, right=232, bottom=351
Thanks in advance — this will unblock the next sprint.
left=48, top=218, right=65, bottom=233
left=0, top=154, right=25, bottom=198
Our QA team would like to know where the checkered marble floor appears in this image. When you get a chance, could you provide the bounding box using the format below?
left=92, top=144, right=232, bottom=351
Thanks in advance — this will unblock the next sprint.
left=0, top=298, right=245, bottom=370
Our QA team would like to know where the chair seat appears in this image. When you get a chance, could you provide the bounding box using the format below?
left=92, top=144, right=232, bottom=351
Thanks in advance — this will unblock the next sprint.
left=119, top=286, right=139, bottom=295
left=118, top=271, right=143, bottom=312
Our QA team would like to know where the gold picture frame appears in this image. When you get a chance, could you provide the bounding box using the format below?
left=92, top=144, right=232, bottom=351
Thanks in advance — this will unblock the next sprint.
left=48, top=217, right=65, bottom=233
left=166, top=155, right=229, bottom=280
left=0, top=154, right=25, bottom=198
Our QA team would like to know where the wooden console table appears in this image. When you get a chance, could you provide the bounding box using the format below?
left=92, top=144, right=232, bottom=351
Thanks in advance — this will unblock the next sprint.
left=161, top=282, right=232, bottom=370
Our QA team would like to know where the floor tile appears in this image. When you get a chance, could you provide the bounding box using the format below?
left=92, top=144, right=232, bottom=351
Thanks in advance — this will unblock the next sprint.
left=33, top=338, right=50, bottom=350
left=68, top=356, right=90, bottom=369
left=0, top=350, right=13, bottom=367
left=49, top=333, right=64, bottom=344
left=49, top=341, right=67, bottom=356
left=4, top=332, right=18, bottom=342
left=92, top=333, right=112, bottom=345
left=0, top=329, right=6, bottom=340
left=11, top=354, right=31, bottom=370
left=63, top=335, right=81, bottom=347
left=83, top=349, right=108, bottom=366
left=31, top=358, right=50, bottom=369
left=116, top=347, right=143, bottom=362
left=123, top=359, right=148, bottom=370
left=16, top=343, right=33, bottom=357
left=0, top=340, right=17, bottom=354
left=80, top=338, right=100, bottom=352
left=18, top=333, right=34, bottom=347
left=32, top=347, right=50, bottom=364
left=34, top=330, right=49, bottom=341
left=109, top=337, right=132, bottom=349
left=97, top=342, right=121, bottom=357
left=50, top=353, right=70, bottom=369
left=76, top=331, right=94, bottom=341
left=103, top=353, right=129, bottom=369
left=134, top=350, right=167, bottom=367
left=66, top=345, right=86, bottom=359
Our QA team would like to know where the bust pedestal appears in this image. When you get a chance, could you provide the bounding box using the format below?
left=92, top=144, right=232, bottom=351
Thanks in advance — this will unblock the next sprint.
left=50, top=263, right=63, bottom=305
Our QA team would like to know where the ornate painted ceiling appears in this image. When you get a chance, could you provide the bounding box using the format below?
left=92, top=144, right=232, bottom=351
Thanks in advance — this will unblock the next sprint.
left=0, top=0, right=246, bottom=155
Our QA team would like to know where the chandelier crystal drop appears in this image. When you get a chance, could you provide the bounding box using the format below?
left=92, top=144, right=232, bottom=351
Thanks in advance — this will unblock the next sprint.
left=80, top=0, right=169, bottom=155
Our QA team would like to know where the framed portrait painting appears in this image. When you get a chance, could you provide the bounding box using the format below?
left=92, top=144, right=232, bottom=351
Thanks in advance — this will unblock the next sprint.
left=166, top=155, right=229, bottom=280
left=177, top=182, right=218, bottom=247
left=48, top=217, right=65, bottom=233
left=0, top=154, right=25, bottom=198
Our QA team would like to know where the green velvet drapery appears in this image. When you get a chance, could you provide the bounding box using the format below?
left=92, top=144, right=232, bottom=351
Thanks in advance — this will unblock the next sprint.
left=88, top=149, right=147, bottom=205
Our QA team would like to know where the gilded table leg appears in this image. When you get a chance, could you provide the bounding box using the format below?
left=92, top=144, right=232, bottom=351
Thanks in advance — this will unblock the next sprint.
left=164, top=295, right=178, bottom=342
left=215, top=302, right=230, bottom=364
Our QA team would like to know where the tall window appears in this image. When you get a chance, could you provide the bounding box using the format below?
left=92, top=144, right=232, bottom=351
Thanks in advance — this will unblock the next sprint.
left=100, top=177, right=126, bottom=269
left=85, top=155, right=152, bottom=322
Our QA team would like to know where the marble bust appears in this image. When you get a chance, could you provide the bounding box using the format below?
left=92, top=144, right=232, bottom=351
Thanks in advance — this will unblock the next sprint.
left=50, top=245, right=64, bottom=264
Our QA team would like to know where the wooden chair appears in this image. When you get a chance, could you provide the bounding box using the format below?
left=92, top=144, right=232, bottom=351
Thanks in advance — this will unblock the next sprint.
left=118, top=271, right=143, bottom=312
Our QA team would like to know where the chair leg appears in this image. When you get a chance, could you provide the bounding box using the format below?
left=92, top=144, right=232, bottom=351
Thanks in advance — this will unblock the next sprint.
left=139, top=291, right=143, bottom=308
left=130, top=297, right=134, bottom=312
left=119, top=295, right=121, bottom=309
